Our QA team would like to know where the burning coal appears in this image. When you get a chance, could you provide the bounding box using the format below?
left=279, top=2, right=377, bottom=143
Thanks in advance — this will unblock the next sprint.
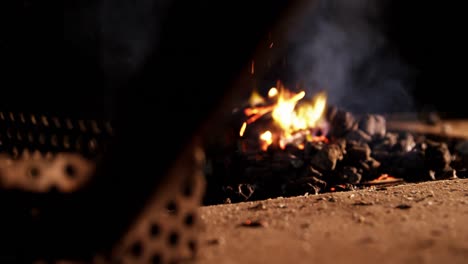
left=201, top=0, right=467, bottom=206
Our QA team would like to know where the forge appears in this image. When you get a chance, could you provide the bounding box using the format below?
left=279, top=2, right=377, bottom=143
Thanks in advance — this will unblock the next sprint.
left=196, top=1, right=468, bottom=263
left=203, top=83, right=468, bottom=205
left=200, top=0, right=468, bottom=206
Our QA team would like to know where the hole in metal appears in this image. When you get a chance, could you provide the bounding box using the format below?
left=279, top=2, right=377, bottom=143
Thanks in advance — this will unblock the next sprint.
left=166, top=201, right=178, bottom=214
left=64, top=164, right=76, bottom=179
left=168, top=231, right=179, bottom=247
left=130, top=241, right=143, bottom=258
left=188, top=240, right=197, bottom=253
left=184, top=213, right=195, bottom=227
left=150, top=223, right=160, bottom=238
left=28, top=167, right=40, bottom=179
left=151, top=254, right=162, bottom=264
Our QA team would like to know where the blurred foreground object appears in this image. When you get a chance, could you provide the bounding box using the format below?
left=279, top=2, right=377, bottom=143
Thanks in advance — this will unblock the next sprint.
left=0, top=0, right=303, bottom=262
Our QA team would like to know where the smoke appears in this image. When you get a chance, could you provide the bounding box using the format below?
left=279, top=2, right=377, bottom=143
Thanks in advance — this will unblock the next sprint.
left=98, top=0, right=173, bottom=117
left=99, top=0, right=171, bottom=80
left=287, top=0, right=414, bottom=114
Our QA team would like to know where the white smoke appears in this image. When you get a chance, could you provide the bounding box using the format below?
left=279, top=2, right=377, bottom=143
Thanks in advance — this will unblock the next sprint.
left=287, top=0, right=414, bottom=114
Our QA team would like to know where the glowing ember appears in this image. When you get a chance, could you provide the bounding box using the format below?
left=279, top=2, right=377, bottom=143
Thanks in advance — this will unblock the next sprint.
left=375, top=174, right=396, bottom=181
left=240, top=81, right=328, bottom=150
left=268, top=87, right=278, bottom=98
left=259, top=130, right=273, bottom=151
left=362, top=174, right=404, bottom=185
left=239, top=122, right=247, bottom=137
left=248, top=89, right=265, bottom=106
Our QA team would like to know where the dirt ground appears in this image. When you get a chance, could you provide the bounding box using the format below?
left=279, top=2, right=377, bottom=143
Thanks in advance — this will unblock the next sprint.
left=196, top=179, right=468, bottom=264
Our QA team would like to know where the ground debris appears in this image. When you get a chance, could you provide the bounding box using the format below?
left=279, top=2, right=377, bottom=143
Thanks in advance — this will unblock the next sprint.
left=353, top=201, right=375, bottom=206
left=352, top=212, right=366, bottom=223
left=395, top=204, right=412, bottom=210
left=240, top=219, right=268, bottom=228
left=248, top=203, right=267, bottom=211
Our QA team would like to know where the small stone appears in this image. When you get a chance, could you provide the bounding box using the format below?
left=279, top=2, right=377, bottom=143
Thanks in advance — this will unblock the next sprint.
left=345, top=129, right=372, bottom=143
left=338, top=166, right=362, bottom=184
left=248, top=203, right=267, bottom=211
left=328, top=109, right=357, bottom=138
left=310, top=144, right=344, bottom=172
left=425, top=141, right=452, bottom=171
left=352, top=212, right=366, bottom=223
left=346, top=142, right=371, bottom=162
left=358, top=114, right=386, bottom=139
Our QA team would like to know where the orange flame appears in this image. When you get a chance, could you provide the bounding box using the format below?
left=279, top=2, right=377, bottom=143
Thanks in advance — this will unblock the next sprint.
left=240, top=81, right=328, bottom=150
left=363, top=173, right=402, bottom=185
left=248, top=89, right=265, bottom=106
left=374, top=174, right=398, bottom=181
left=271, top=81, right=327, bottom=139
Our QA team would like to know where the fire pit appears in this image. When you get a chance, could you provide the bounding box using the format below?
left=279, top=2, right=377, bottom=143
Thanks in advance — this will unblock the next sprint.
left=198, top=0, right=468, bottom=207
left=203, top=82, right=468, bottom=205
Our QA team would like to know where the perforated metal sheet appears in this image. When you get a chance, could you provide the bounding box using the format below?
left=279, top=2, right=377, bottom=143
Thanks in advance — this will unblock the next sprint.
left=0, top=151, right=95, bottom=192
left=107, top=137, right=206, bottom=264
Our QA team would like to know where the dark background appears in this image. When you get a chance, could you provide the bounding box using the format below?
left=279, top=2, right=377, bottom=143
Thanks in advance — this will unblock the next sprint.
left=384, top=1, right=468, bottom=117
left=0, top=0, right=467, bottom=119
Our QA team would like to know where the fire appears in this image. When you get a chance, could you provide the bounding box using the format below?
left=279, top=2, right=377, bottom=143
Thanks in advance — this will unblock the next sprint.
left=268, top=87, right=278, bottom=98
left=239, top=122, right=247, bottom=137
left=248, top=89, right=265, bottom=106
left=259, top=130, right=273, bottom=151
left=363, top=173, right=403, bottom=185
left=240, top=81, right=328, bottom=151
left=374, top=174, right=398, bottom=181
left=271, top=83, right=327, bottom=138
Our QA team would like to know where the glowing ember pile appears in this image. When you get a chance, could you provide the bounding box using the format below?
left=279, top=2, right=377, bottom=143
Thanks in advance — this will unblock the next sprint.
left=239, top=81, right=328, bottom=151
left=202, top=82, right=467, bottom=205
